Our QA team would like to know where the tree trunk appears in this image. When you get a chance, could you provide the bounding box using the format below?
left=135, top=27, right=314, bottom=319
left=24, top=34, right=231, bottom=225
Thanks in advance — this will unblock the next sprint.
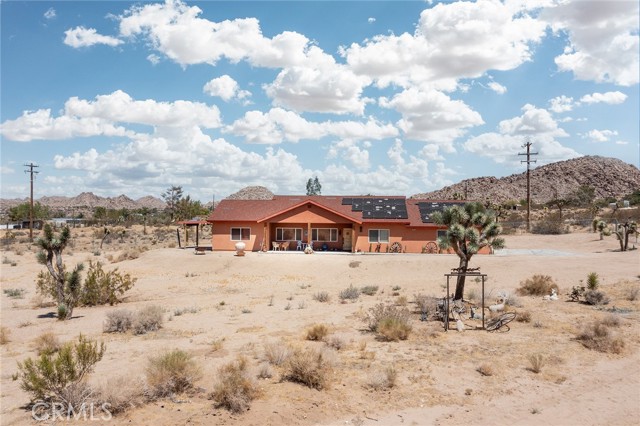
left=454, top=257, right=468, bottom=301
left=623, top=224, right=630, bottom=251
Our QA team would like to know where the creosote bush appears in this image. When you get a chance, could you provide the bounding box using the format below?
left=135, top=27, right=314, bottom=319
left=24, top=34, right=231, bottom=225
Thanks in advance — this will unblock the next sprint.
left=80, top=261, right=137, bottom=306
left=576, top=320, right=625, bottom=354
left=145, top=349, right=201, bottom=399
left=517, top=274, right=559, bottom=296
left=210, top=356, right=261, bottom=413
left=133, top=305, right=164, bottom=335
left=17, top=335, right=105, bottom=404
left=284, top=347, right=332, bottom=390
left=305, top=324, right=329, bottom=341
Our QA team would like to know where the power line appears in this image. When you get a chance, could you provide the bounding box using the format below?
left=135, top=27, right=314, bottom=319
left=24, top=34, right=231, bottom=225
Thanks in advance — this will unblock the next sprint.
left=518, top=140, right=538, bottom=232
left=23, top=163, right=39, bottom=241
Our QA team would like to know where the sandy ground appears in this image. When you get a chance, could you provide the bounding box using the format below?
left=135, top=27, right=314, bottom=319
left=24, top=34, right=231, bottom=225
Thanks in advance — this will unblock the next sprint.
left=1, top=228, right=639, bottom=426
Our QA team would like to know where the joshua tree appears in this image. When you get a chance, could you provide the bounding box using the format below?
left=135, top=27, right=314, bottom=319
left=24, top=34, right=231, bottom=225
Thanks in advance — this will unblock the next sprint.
left=306, top=176, right=322, bottom=195
left=433, top=202, right=504, bottom=301
left=36, top=225, right=84, bottom=320
left=613, top=220, right=638, bottom=252
left=592, top=219, right=610, bottom=240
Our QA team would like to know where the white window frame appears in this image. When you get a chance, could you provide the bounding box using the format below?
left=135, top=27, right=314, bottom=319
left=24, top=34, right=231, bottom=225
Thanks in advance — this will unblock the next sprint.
left=368, top=229, right=389, bottom=243
left=312, top=228, right=338, bottom=242
left=276, top=227, right=303, bottom=241
left=230, top=227, right=251, bottom=241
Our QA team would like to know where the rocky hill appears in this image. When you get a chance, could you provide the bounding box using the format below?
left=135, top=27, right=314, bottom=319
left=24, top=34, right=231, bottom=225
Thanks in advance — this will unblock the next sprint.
left=412, top=156, right=640, bottom=204
left=225, top=186, right=275, bottom=200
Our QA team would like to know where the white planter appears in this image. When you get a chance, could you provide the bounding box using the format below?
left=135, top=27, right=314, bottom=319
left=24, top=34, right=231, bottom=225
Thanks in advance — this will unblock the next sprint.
left=235, top=241, right=246, bottom=256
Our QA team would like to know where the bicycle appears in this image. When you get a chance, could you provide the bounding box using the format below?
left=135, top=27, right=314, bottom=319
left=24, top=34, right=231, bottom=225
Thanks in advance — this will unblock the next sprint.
left=485, top=311, right=516, bottom=332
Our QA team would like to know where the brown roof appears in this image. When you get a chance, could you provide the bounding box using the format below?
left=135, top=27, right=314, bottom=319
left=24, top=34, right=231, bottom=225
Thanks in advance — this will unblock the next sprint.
left=208, top=195, right=459, bottom=227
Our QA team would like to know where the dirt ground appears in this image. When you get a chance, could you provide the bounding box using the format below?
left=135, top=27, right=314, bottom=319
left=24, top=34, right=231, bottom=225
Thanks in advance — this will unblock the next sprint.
left=1, top=226, right=639, bottom=426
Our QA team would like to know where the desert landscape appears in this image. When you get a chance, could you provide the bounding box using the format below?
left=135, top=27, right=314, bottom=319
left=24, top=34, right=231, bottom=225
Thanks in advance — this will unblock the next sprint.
left=1, top=225, right=639, bottom=426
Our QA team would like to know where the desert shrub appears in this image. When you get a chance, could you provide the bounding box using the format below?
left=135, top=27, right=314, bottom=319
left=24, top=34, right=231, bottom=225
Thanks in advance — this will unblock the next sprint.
left=476, top=364, right=494, bottom=376
left=625, top=287, right=639, bottom=301
left=583, top=290, right=610, bottom=306
left=312, top=291, right=330, bottom=303
left=513, top=309, right=531, bottom=323
left=377, top=317, right=412, bottom=341
left=263, top=341, right=292, bottom=366
left=80, top=261, right=136, bottom=306
left=133, top=305, right=164, bottom=335
left=366, top=366, right=397, bottom=390
left=586, top=272, right=599, bottom=290
left=576, top=321, right=625, bottom=354
left=4, top=288, right=26, bottom=299
left=360, top=285, right=379, bottom=296
left=305, top=324, right=329, bottom=341
left=33, top=332, right=61, bottom=356
left=527, top=353, right=545, bottom=373
left=366, top=303, right=412, bottom=341
left=601, top=314, right=621, bottom=327
left=0, top=327, right=10, bottom=345
left=413, top=294, right=437, bottom=320
left=94, top=375, right=145, bottom=415
left=284, top=347, right=332, bottom=390
left=326, top=335, right=347, bottom=350
left=339, top=285, right=360, bottom=301
left=103, top=309, right=135, bottom=333
left=531, top=218, right=568, bottom=235
left=348, top=261, right=361, bottom=268
left=210, top=356, right=260, bottom=413
left=517, top=274, right=559, bottom=296
left=145, top=349, right=201, bottom=399
left=256, top=363, right=273, bottom=379
left=17, top=335, right=105, bottom=403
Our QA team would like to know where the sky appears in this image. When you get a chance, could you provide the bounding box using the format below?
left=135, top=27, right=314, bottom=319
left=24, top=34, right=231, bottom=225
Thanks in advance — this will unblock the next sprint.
left=1, top=0, right=638, bottom=202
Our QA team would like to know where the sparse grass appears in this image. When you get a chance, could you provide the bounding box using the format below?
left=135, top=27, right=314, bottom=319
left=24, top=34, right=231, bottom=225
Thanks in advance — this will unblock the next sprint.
left=395, top=295, right=408, bottom=306
left=133, top=305, right=164, bottom=335
left=366, top=303, right=412, bottom=341
left=263, top=341, right=292, bottom=366
left=312, top=291, right=330, bottom=303
left=601, top=314, right=621, bottom=327
left=377, top=317, right=412, bottom=341
left=284, top=347, right=332, bottom=390
left=145, top=349, right=201, bottom=399
left=339, top=285, right=360, bottom=301
left=516, top=310, right=532, bottom=323
left=326, top=335, right=347, bottom=351
left=533, top=320, right=544, bottom=328
left=366, top=366, right=397, bottom=390
left=392, top=285, right=401, bottom=291
left=413, top=293, right=437, bottom=319
left=625, top=287, right=639, bottom=301
left=584, top=290, right=610, bottom=306
left=210, top=356, right=261, bottom=413
left=517, top=274, right=559, bottom=296
left=210, top=338, right=225, bottom=353
left=476, top=364, right=494, bottom=376
left=33, top=332, right=61, bottom=356
left=306, top=324, right=329, bottom=341
left=576, top=320, right=625, bottom=354
left=3, top=288, right=26, bottom=299
left=241, top=308, right=252, bottom=314
left=173, top=306, right=200, bottom=316
left=103, top=309, right=135, bottom=333
left=95, top=375, right=145, bottom=414
left=284, top=302, right=292, bottom=310
left=360, top=285, right=379, bottom=296
left=0, top=327, right=10, bottom=345
left=297, top=300, right=306, bottom=309
left=256, top=363, right=273, bottom=379
left=527, top=353, right=545, bottom=373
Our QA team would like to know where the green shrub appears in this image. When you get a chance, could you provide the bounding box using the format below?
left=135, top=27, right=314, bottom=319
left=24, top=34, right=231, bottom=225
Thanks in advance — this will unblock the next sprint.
left=3, top=288, right=26, bottom=299
left=80, top=261, right=137, bottom=306
left=586, top=272, right=599, bottom=290
left=145, top=349, right=201, bottom=398
left=133, top=305, right=164, bottom=335
left=531, top=218, right=568, bottom=235
left=360, top=285, right=379, bottom=296
left=17, top=335, right=105, bottom=403
left=210, top=356, right=260, bottom=413
left=516, top=274, right=559, bottom=296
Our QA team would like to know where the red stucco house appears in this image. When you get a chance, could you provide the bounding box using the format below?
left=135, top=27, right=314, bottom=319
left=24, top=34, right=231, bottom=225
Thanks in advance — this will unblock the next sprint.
left=207, top=195, right=468, bottom=253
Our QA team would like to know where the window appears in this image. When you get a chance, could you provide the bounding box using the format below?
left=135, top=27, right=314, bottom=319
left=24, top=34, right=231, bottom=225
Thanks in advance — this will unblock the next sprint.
left=230, top=227, right=250, bottom=241
left=437, top=230, right=447, bottom=240
left=276, top=227, right=302, bottom=241
left=368, top=229, right=389, bottom=243
left=312, top=228, right=338, bottom=242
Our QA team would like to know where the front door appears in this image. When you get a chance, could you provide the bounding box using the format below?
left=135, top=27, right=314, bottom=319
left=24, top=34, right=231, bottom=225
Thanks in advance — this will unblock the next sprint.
left=342, top=228, right=353, bottom=251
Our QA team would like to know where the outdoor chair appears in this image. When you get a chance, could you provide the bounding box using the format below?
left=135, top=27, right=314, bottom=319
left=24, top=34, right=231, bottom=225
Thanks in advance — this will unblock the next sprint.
left=272, top=241, right=280, bottom=251
left=296, top=240, right=303, bottom=251
left=280, top=241, right=288, bottom=251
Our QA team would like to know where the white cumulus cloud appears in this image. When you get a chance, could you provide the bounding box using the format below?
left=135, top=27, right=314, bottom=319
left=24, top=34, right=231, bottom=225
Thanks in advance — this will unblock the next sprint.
left=203, top=75, right=251, bottom=102
left=44, top=8, right=56, bottom=20
left=548, top=95, right=574, bottom=113
left=64, top=26, right=123, bottom=48
left=579, top=91, right=628, bottom=105
left=583, top=129, right=618, bottom=143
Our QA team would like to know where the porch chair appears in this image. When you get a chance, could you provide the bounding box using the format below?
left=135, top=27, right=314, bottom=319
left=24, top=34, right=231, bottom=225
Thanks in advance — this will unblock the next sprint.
left=296, top=240, right=303, bottom=251
left=272, top=241, right=280, bottom=251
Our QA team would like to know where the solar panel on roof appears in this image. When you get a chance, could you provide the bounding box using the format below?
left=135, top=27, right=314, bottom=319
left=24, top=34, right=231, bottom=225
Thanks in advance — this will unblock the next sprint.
left=417, top=201, right=463, bottom=223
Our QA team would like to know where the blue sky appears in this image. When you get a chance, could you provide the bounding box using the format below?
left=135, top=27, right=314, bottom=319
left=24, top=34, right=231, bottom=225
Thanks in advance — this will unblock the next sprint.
left=1, top=0, right=638, bottom=202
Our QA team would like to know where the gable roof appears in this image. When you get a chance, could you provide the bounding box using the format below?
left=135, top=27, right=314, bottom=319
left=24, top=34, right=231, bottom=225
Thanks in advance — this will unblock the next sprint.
left=208, top=195, right=465, bottom=227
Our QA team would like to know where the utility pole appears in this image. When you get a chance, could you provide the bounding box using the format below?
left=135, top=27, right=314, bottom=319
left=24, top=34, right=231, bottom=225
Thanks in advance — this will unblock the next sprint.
left=518, top=140, right=537, bottom=232
left=23, top=163, right=39, bottom=241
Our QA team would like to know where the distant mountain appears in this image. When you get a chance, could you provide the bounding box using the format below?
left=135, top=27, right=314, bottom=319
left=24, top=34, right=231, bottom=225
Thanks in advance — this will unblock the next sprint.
left=412, top=156, right=640, bottom=204
left=0, top=192, right=165, bottom=215
left=225, top=186, right=275, bottom=200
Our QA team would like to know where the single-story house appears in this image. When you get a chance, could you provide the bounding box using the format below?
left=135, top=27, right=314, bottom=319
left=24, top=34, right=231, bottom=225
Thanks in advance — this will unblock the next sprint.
left=207, top=195, right=474, bottom=253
